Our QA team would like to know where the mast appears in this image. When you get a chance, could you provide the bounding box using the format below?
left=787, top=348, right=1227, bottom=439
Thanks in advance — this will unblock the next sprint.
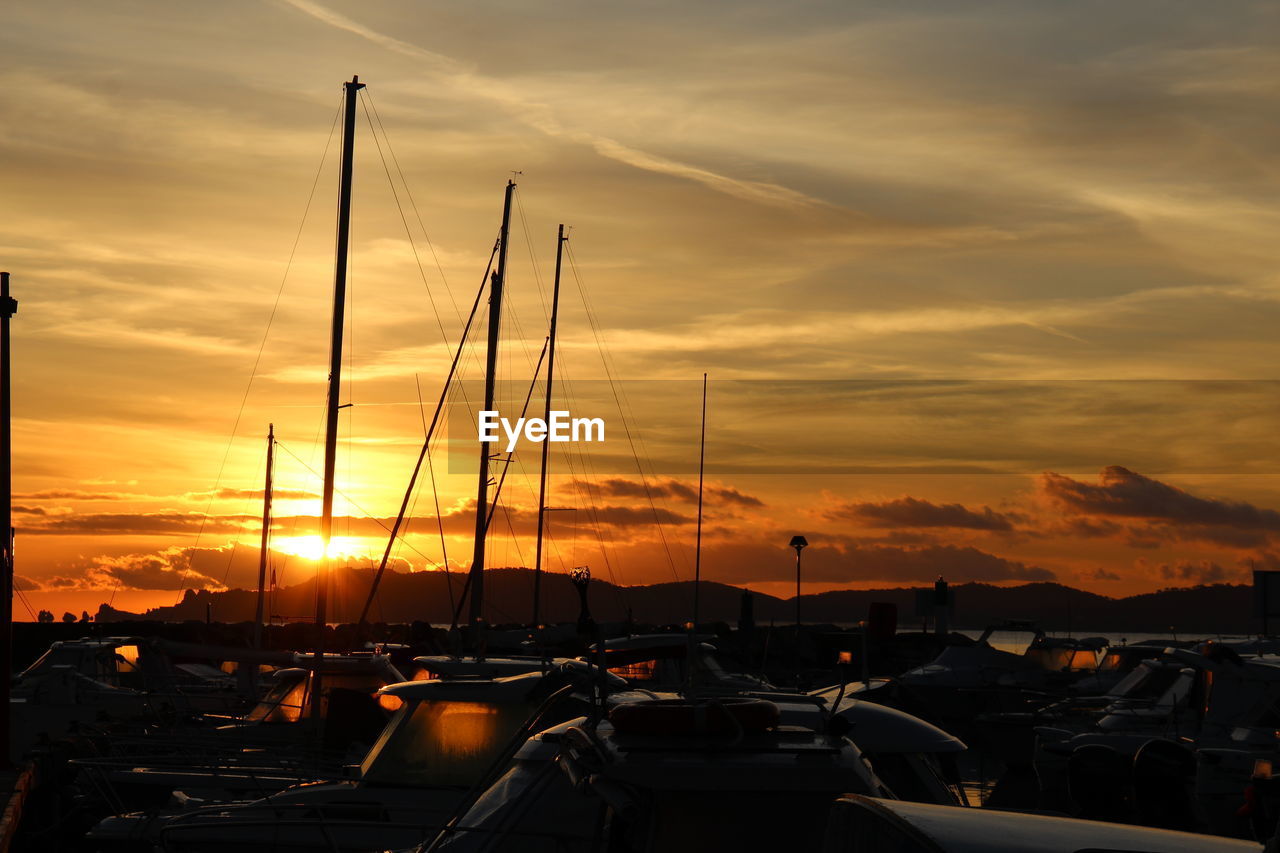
left=312, top=75, right=364, bottom=724
left=253, top=424, right=274, bottom=651
left=693, top=373, right=706, bottom=630
left=1, top=271, right=15, bottom=767
left=466, top=179, right=515, bottom=645
left=532, top=225, right=566, bottom=627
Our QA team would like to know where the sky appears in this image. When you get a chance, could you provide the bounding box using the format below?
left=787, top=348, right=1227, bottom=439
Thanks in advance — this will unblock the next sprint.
left=3, top=0, right=1280, bottom=620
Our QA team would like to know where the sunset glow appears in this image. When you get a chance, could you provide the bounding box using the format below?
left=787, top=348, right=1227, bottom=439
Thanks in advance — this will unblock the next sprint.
left=271, top=535, right=373, bottom=563
left=3, top=2, right=1279, bottom=621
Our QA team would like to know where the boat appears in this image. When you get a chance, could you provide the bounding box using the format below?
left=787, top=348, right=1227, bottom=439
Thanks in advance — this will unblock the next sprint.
left=87, top=666, right=627, bottom=852
left=821, top=794, right=1260, bottom=853
left=1030, top=646, right=1280, bottom=835
left=425, top=696, right=893, bottom=852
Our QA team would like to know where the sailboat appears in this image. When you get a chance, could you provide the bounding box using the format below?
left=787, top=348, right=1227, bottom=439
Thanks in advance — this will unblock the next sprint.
left=77, top=78, right=609, bottom=853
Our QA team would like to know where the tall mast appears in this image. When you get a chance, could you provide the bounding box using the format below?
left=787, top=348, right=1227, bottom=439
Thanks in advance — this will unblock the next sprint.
left=312, top=75, right=364, bottom=723
left=467, top=179, right=515, bottom=644
left=693, top=373, right=707, bottom=630
left=532, top=225, right=566, bottom=627
left=1, top=271, right=15, bottom=767
left=253, top=423, right=274, bottom=651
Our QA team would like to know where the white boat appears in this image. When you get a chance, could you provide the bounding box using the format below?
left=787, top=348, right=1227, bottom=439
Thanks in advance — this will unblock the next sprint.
left=821, top=794, right=1260, bottom=853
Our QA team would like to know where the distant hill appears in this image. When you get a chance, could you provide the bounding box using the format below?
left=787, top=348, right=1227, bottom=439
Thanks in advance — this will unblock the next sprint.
left=94, top=568, right=1256, bottom=635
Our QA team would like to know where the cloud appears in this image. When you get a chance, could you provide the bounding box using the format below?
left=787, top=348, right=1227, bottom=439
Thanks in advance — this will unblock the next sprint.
left=1144, top=558, right=1236, bottom=585
left=827, top=496, right=1016, bottom=531
left=38, top=549, right=227, bottom=592
left=1040, top=466, right=1280, bottom=531
left=699, top=538, right=1053, bottom=584
left=184, top=488, right=320, bottom=501
left=1038, top=467, right=1280, bottom=551
left=566, top=477, right=763, bottom=507
left=280, top=0, right=826, bottom=211
left=1087, top=568, right=1122, bottom=582
left=24, top=543, right=415, bottom=592
left=18, top=512, right=253, bottom=536
left=15, top=490, right=134, bottom=500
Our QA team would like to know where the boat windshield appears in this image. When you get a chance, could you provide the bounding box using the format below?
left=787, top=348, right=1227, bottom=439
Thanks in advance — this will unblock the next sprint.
left=245, top=674, right=308, bottom=722
left=360, top=698, right=532, bottom=787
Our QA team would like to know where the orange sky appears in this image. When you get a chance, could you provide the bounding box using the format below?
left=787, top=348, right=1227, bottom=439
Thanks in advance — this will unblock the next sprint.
left=4, top=1, right=1280, bottom=620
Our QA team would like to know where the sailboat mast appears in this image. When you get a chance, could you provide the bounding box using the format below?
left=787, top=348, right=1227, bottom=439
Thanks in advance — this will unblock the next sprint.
left=253, top=424, right=274, bottom=651
left=693, top=373, right=706, bottom=630
left=1, top=271, right=15, bottom=767
left=532, top=225, right=566, bottom=627
left=312, top=75, right=364, bottom=720
left=467, top=179, right=515, bottom=641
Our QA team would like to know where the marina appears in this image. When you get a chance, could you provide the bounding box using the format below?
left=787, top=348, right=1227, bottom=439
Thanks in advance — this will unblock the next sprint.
left=2, top=4, right=1278, bottom=851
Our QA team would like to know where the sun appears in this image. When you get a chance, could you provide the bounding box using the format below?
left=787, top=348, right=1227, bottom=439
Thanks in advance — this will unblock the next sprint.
left=271, top=535, right=368, bottom=561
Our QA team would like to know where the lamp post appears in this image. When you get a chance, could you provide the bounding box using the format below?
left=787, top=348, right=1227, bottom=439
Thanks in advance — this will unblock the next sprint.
left=783, top=535, right=803, bottom=627
left=789, top=535, right=808, bottom=632
left=789, top=535, right=807, bottom=690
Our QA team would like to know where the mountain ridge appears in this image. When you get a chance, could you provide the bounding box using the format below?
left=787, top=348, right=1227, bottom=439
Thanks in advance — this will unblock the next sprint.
left=93, top=568, right=1256, bottom=634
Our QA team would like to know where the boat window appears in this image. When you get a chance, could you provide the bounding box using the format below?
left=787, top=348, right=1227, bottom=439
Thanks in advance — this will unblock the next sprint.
left=245, top=676, right=308, bottom=722
left=609, top=659, right=657, bottom=682
left=114, top=645, right=141, bottom=674
left=360, top=699, right=531, bottom=787
left=865, top=754, right=955, bottom=806
left=1099, top=652, right=1124, bottom=672
left=1069, top=649, right=1099, bottom=671
left=1025, top=647, right=1074, bottom=671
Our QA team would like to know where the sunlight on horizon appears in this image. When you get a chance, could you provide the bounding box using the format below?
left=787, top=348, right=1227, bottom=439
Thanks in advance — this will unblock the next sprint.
left=272, top=535, right=372, bottom=562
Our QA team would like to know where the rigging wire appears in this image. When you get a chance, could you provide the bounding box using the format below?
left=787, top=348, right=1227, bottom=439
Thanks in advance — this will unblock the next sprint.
left=174, top=98, right=343, bottom=605
left=563, top=241, right=683, bottom=584
left=415, top=373, right=457, bottom=621
left=355, top=243, right=496, bottom=625
left=484, top=339, right=549, bottom=533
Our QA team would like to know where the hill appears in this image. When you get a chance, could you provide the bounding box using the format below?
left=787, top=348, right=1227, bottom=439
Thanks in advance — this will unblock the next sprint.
left=94, top=568, right=1256, bottom=635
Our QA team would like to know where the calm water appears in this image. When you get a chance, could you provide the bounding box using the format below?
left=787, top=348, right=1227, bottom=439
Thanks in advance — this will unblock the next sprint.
left=978, top=630, right=1213, bottom=654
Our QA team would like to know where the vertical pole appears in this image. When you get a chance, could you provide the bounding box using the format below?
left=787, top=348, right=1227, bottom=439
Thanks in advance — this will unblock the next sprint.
left=312, top=75, right=364, bottom=725
left=467, top=180, right=515, bottom=648
left=0, top=271, right=15, bottom=767
left=693, top=374, right=707, bottom=630
left=253, top=424, right=274, bottom=651
left=795, top=548, right=802, bottom=636
left=861, top=622, right=870, bottom=691
left=790, top=538, right=806, bottom=689
left=532, top=224, right=565, bottom=628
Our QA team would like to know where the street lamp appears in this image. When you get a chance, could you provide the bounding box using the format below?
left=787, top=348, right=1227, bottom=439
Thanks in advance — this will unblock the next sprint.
left=789, top=535, right=808, bottom=633
left=789, top=535, right=808, bottom=690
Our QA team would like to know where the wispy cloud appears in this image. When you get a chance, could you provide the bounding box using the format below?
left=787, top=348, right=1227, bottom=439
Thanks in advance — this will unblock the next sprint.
left=280, top=0, right=829, bottom=210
